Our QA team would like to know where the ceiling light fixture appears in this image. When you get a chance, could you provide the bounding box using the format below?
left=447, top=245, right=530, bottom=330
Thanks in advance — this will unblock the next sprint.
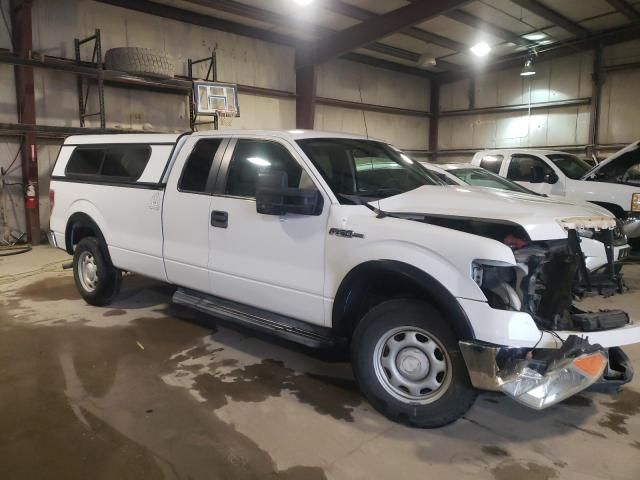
left=521, top=52, right=537, bottom=77
left=470, top=42, right=491, bottom=57
left=523, top=32, right=546, bottom=41
left=294, top=0, right=313, bottom=5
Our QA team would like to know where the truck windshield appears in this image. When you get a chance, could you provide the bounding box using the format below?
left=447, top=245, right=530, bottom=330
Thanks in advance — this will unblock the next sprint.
left=296, top=138, right=442, bottom=203
left=546, top=154, right=591, bottom=179
left=446, top=167, right=536, bottom=194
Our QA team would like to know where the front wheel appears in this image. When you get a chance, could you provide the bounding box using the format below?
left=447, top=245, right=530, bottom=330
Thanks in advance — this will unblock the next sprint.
left=73, top=237, right=122, bottom=306
left=351, top=299, right=476, bottom=428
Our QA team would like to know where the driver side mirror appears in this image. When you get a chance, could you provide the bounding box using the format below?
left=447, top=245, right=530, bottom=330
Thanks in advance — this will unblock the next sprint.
left=256, top=171, right=323, bottom=216
left=529, top=166, right=545, bottom=183
left=546, top=171, right=559, bottom=184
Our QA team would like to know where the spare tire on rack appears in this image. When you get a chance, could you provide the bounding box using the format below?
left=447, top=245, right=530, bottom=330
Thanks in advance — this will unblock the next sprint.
left=104, top=47, right=175, bottom=78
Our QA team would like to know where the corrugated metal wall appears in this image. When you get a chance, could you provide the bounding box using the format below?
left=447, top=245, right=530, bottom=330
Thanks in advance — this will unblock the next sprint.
left=1, top=0, right=639, bottom=238
left=438, top=52, right=593, bottom=153
left=315, top=59, right=430, bottom=151
left=0, top=0, right=429, bottom=238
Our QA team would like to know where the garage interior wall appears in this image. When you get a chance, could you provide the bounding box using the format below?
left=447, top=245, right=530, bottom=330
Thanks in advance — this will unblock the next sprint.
left=0, top=0, right=430, bottom=239
left=3, top=0, right=639, bottom=239
left=315, top=59, right=430, bottom=152
left=437, top=41, right=640, bottom=163
left=438, top=52, right=593, bottom=162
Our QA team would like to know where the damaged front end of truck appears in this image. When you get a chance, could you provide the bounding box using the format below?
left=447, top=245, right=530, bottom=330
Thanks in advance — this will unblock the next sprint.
left=462, top=215, right=634, bottom=409
left=381, top=207, right=635, bottom=409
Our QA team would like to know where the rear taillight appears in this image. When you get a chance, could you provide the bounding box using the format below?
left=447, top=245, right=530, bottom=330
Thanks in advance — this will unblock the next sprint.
left=49, top=189, right=55, bottom=212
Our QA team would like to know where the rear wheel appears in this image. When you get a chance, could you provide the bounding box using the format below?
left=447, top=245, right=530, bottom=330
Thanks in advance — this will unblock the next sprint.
left=73, top=237, right=121, bottom=306
left=351, top=299, right=476, bottom=428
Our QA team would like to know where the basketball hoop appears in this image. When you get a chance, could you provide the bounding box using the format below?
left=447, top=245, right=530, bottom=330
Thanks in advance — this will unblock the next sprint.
left=217, top=110, right=235, bottom=127
left=192, top=81, right=239, bottom=130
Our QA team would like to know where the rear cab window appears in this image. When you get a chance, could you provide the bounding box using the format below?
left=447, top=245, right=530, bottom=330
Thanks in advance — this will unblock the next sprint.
left=178, top=139, right=223, bottom=194
left=479, top=154, right=504, bottom=174
left=65, top=145, right=151, bottom=181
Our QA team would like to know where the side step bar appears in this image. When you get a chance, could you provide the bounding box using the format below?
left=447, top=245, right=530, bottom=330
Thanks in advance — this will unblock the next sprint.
left=172, top=288, right=340, bottom=349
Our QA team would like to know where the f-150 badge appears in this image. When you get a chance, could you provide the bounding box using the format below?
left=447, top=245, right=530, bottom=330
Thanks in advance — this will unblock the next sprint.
left=329, top=228, right=364, bottom=239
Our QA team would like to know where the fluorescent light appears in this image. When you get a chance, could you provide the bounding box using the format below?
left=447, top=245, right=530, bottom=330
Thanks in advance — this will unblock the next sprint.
left=247, top=156, right=271, bottom=167
left=294, top=0, right=313, bottom=5
left=470, top=42, right=491, bottom=57
left=523, top=32, right=547, bottom=41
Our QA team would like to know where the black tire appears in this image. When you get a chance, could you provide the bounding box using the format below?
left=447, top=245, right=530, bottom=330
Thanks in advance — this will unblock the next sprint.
left=104, top=47, right=175, bottom=78
left=73, top=237, right=122, bottom=306
left=351, top=299, right=476, bottom=428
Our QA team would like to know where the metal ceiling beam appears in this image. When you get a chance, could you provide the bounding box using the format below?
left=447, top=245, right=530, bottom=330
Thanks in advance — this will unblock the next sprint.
left=299, top=0, right=472, bottom=66
left=181, top=0, right=424, bottom=66
left=96, top=0, right=294, bottom=45
left=606, top=0, right=640, bottom=23
left=438, top=24, right=640, bottom=82
left=320, top=0, right=467, bottom=52
left=341, top=52, right=432, bottom=77
left=95, top=0, right=431, bottom=77
left=183, top=0, right=323, bottom=36
left=445, top=9, right=534, bottom=47
left=510, top=0, right=589, bottom=38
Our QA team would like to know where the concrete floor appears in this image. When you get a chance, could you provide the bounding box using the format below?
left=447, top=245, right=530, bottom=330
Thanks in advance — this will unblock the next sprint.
left=1, top=246, right=639, bottom=480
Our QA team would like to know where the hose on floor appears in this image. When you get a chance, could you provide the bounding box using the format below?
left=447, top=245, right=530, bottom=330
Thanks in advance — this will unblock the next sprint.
left=0, top=245, right=32, bottom=257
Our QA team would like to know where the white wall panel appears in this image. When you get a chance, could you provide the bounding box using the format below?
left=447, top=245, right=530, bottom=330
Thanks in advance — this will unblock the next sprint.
left=218, top=94, right=295, bottom=130
left=316, top=60, right=430, bottom=111
left=473, top=53, right=592, bottom=108
left=0, top=139, right=27, bottom=241
left=0, top=0, right=10, bottom=50
left=0, top=66, right=17, bottom=124
left=603, top=40, right=640, bottom=66
left=440, top=79, right=470, bottom=111
left=314, top=105, right=429, bottom=151
left=29, top=0, right=296, bottom=133
left=439, top=105, right=589, bottom=152
left=599, top=70, right=640, bottom=145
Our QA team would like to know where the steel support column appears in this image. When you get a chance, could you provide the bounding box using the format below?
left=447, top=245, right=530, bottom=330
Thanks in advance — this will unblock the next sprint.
left=589, top=46, right=604, bottom=150
left=296, top=64, right=317, bottom=130
left=429, top=80, right=440, bottom=161
left=10, top=0, right=40, bottom=244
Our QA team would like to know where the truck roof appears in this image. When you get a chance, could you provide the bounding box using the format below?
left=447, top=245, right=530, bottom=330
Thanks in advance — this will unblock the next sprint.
left=64, top=129, right=383, bottom=145
left=476, top=148, right=574, bottom=156
left=193, top=129, right=383, bottom=142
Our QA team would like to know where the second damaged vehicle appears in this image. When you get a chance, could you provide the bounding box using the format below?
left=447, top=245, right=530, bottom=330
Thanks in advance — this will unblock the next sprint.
left=49, top=130, right=640, bottom=427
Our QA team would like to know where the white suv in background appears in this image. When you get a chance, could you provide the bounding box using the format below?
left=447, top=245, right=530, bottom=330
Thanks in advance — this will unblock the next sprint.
left=470, top=142, right=640, bottom=241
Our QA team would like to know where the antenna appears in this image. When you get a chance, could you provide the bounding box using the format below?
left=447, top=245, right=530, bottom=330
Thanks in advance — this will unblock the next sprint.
left=358, top=82, right=369, bottom=139
left=358, top=79, right=380, bottom=210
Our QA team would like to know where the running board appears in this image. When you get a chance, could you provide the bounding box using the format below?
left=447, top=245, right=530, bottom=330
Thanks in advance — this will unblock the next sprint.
left=172, top=288, right=339, bottom=349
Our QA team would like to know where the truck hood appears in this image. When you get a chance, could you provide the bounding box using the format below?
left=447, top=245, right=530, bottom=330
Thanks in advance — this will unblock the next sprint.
left=581, top=140, right=640, bottom=180
left=374, top=186, right=616, bottom=241
left=461, top=186, right=613, bottom=217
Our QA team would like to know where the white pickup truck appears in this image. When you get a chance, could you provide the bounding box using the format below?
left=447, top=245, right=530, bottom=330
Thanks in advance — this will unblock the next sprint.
left=470, top=142, right=640, bottom=241
left=49, top=130, right=639, bottom=428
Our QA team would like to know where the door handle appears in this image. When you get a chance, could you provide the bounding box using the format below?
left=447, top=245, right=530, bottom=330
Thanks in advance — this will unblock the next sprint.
left=211, top=210, right=228, bottom=228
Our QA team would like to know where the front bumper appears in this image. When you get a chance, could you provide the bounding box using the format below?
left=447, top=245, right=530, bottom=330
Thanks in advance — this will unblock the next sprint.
left=459, top=339, right=634, bottom=409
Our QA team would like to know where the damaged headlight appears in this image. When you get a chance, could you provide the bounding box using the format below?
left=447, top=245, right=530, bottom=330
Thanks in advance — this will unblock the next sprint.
left=472, top=260, right=522, bottom=311
left=497, top=347, right=607, bottom=410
